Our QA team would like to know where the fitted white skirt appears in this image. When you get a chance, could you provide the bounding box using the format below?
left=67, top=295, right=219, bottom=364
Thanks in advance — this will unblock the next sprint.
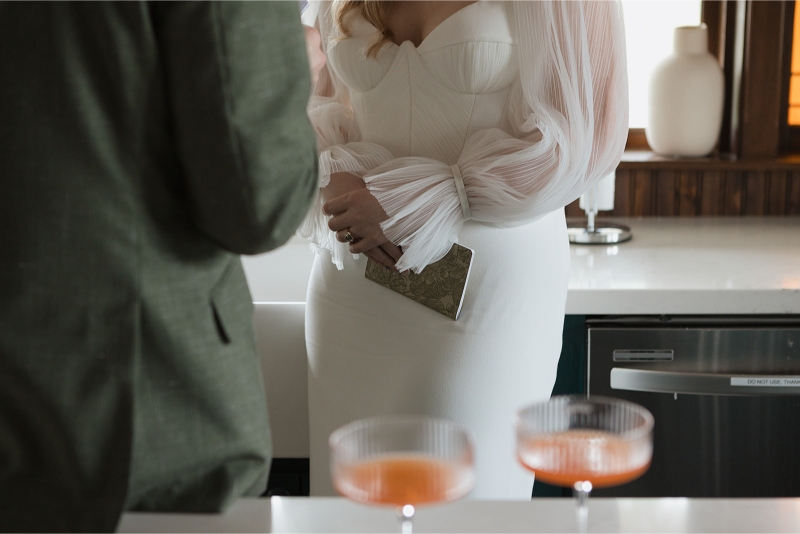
left=305, top=209, right=570, bottom=499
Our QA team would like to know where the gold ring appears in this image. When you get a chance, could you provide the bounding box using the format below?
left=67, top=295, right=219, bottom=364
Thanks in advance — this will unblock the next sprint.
left=344, top=230, right=355, bottom=243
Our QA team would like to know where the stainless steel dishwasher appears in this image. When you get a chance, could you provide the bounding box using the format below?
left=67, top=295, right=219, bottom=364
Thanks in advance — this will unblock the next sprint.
left=587, top=316, right=800, bottom=497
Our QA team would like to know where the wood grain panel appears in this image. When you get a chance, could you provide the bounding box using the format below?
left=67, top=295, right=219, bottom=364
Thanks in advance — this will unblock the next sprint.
left=740, top=1, right=787, bottom=159
left=700, top=170, right=723, bottom=215
left=632, top=170, right=654, bottom=216
left=565, top=199, right=582, bottom=217
left=789, top=172, right=800, bottom=215
left=678, top=170, right=699, bottom=216
left=565, top=166, right=800, bottom=218
left=701, top=0, right=725, bottom=63
left=656, top=170, right=677, bottom=216
left=626, top=129, right=649, bottom=151
left=723, top=171, right=745, bottom=215
left=744, top=171, right=767, bottom=215
left=620, top=151, right=800, bottom=171
left=767, top=171, right=788, bottom=215
left=614, top=169, right=631, bottom=216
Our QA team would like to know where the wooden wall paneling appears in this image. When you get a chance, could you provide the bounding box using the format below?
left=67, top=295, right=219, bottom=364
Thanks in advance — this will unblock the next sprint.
left=789, top=171, right=800, bottom=215
left=656, top=170, right=677, bottom=216
left=632, top=169, right=654, bottom=216
left=613, top=168, right=631, bottom=216
left=678, top=170, right=699, bottom=216
left=702, top=1, right=725, bottom=63
left=700, top=170, right=723, bottom=215
left=626, top=129, right=649, bottom=151
left=743, top=171, right=766, bottom=215
left=723, top=171, right=745, bottom=215
left=565, top=199, right=582, bottom=217
left=739, top=1, right=787, bottom=159
left=567, top=166, right=800, bottom=217
left=702, top=1, right=726, bottom=157
left=767, top=171, right=788, bottom=215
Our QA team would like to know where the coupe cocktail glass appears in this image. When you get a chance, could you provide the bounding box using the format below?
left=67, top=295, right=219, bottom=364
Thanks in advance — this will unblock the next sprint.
left=330, top=416, right=476, bottom=533
left=515, top=396, right=654, bottom=533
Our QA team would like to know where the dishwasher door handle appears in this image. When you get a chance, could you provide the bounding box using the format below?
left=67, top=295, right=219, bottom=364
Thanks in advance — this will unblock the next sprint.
left=610, top=368, right=800, bottom=396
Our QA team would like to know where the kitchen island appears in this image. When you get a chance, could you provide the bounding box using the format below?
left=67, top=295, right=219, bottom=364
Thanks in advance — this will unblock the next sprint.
left=242, top=217, right=800, bottom=314
left=241, top=217, right=800, bottom=496
left=565, top=217, right=800, bottom=314
left=119, top=496, right=800, bottom=533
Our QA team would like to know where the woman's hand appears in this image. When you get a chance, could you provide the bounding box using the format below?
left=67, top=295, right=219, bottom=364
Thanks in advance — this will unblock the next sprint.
left=322, top=172, right=403, bottom=270
left=321, top=171, right=364, bottom=204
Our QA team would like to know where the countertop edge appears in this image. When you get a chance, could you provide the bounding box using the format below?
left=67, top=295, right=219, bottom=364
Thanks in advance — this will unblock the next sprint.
left=565, top=289, right=800, bottom=315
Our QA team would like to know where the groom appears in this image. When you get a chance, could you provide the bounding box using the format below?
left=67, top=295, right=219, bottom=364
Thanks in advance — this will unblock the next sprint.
left=0, top=2, right=318, bottom=531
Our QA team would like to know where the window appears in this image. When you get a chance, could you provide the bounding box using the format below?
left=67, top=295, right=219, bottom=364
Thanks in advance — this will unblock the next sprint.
left=784, top=0, right=800, bottom=154
left=622, top=1, right=703, bottom=129
left=788, top=0, right=800, bottom=126
left=623, top=1, right=799, bottom=158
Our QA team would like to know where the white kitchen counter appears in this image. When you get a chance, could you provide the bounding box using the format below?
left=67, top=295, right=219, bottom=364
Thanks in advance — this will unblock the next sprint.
left=242, top=217, right=800, bottom=314
left=118, top=496, right=800, bottom=533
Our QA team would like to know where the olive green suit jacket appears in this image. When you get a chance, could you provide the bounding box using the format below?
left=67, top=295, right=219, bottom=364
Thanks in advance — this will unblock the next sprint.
left=0, top=2, right=317, bottom=531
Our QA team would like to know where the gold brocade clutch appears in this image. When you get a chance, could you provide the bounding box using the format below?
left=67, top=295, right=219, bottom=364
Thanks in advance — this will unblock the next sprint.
left=364, top=243, right=474, bottom=320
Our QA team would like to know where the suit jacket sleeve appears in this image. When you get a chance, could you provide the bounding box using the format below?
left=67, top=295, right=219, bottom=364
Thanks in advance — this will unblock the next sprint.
left=151, top=1, right=319, bottom=255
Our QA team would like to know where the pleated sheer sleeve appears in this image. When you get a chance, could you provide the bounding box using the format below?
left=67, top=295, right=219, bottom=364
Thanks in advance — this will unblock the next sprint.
left=296, top=1, right=394, bottom=269
left=299, top=1, right=628, bottom=274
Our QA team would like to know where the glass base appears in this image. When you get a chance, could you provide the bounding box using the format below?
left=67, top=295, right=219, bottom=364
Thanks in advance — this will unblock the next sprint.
left=567, top=221, right=632, bottom=245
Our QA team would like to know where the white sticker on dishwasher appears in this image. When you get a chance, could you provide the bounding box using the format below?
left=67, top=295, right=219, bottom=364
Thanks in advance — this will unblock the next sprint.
left=731, top=377, right=800, bottom=387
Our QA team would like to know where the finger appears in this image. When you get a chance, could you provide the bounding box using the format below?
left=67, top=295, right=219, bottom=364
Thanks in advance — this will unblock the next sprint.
left=349, top=234, right=383, bottom=255
left=327, top=212, right=355, bottom=233
left=336, top=229, right=359, bottom=243
left=323, top=195, right=349, bottom=216
left=380, top=242, right=403, bottom=262
left=363, top=250, right=384, bottom=269
left=363, top=246, right=397, bottom=271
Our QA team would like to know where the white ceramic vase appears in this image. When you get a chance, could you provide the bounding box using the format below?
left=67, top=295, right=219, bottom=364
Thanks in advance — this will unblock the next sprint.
left=646, top=24, right=724, bottom=157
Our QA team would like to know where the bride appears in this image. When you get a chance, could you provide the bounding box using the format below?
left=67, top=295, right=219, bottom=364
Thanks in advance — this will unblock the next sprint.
left=299, top=0, right=628, bottom=498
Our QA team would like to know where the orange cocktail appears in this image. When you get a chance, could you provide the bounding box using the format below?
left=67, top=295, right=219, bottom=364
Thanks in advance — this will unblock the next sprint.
left=329, top=416, right=476, bottom=533
left=334, top=454, right=474, bottom=506
left=517, top=429, right=651, bottom=488
left=515, top=396, right=655, bottom=534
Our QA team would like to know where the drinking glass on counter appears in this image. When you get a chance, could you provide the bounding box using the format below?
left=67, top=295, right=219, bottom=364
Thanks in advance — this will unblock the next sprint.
left=515, top=396, right=654, bottom=533
left=330, top=416, right=476, bottom=533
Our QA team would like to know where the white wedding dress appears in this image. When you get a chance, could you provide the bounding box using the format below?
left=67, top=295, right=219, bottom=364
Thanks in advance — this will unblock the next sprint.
left=299, top=0, right=628, bottom=498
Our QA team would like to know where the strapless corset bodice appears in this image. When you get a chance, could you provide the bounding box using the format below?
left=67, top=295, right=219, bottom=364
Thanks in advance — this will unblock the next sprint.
left=326, top=1, right=518, bottom=164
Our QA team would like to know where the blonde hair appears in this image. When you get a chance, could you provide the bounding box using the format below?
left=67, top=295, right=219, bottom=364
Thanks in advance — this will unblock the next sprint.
left=334, top=0, right=392, bottom=58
